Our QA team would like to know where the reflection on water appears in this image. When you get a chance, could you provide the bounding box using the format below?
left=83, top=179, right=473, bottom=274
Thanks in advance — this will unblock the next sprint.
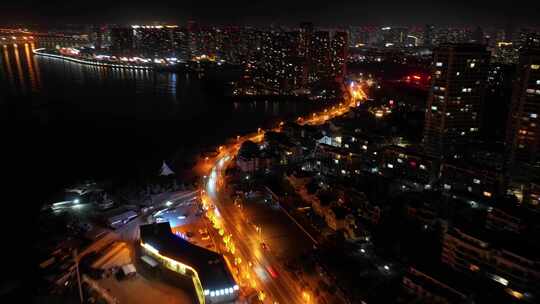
left=0, top=44, right=324, bottom=181
left=0, top=43, right=41, bottom=96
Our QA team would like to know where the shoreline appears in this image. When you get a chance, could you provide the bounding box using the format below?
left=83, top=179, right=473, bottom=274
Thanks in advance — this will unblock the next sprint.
left=32, top=48, right=154, bottom=70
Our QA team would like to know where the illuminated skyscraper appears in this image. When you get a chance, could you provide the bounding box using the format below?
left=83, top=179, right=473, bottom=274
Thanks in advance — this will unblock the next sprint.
left=506, top=48, right=540, bottom=166
left=172, top=27, right=189, bottom=61
left=132, top=25, right=175, bottom=57
left=330, top=31, right=348, bottom=81
left=258, top=30, right=307, bottom=94
left=308, top=31, right=331, bottom=83
left=299, top=22, right=313, bottom=58
left=423, top=43, right=490, bottom=158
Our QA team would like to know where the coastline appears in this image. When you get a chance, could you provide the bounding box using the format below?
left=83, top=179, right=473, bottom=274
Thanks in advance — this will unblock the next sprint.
left=32, top=48, right=153, bottom=70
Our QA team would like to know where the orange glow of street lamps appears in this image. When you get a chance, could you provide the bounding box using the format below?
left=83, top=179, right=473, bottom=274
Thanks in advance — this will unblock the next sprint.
left=302, top=291, right=311, bottom=303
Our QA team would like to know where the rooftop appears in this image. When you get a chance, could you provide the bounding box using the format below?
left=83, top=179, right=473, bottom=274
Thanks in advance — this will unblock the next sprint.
left=139, top=223, right=236, bottom=291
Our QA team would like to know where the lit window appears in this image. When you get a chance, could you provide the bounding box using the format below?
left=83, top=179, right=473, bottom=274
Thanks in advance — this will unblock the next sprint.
left=443, top=184, right=451, bottom=190
left=527, top=89, right=535, bottom=94
left=531, top=113, right=538, bottom=119
left=387, top=163, right=394, bottom=168
left=456, top=71, right=460, bottom=76
left=473, top=178, right=481, bottom=184
left=431, top=106, right=438, bottom=111
left=531, top=64, right=540, bottom=70
left=436, top=62, right=443, bottom=67
left=419, top=164, right=426, bottom=170
left=397, top=158, right=403, bottom=163
left=537, top=80, right=540, bottom=85
left=483, top=191, right=492, bottom=197
left=341, top=169, right=347, bottom=175
left=470, top=62, right=476, bottom=68
left=467, top=186, right=473, bottom=192
left=334, top=159, right=339, bottom=164
left=361, top=145, right=368, bottom=150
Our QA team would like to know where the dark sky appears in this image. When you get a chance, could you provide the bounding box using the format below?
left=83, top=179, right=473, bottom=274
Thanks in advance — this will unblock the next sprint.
left=2, top=0, right=540, bottom=27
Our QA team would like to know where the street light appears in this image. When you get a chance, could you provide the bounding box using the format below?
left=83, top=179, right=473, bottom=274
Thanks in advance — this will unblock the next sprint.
left=255, top=225, right=262, bottom=242
left=302, top=291, right=311, bottom=303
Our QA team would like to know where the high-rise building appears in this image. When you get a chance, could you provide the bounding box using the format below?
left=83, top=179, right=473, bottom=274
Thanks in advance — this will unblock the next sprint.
left=506, top=48, right=540, bottom=167
left=89, top=25, right=104, bottom=49
left=423, top=44, right=490, bottom=158
left=299, top=22, right=313, bottom=59
left=380, top=26, right=408, bottom=47
left=472, top=26, right=485, bottom=44
left=132, top=25, right=175, bottom=57
left=187, top=20, right=200, bottom=59
left=309, top=31, right=331, bottom=83
left=172, top=27, right=189, bottom=61
left=257, top=30, right=307, bottom=94
left=329, top=31, right=348, bottom=81
left=493, top=41, right=519, bottom=65
left=110, top=27, right=134, bottom=54
left=424, top=24, right=435, bottom=47
left=516, top=29, right=540, bottom=49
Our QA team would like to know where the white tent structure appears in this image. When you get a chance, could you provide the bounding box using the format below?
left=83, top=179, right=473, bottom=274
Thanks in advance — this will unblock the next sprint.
left=159, top=161, right=175, bottom=176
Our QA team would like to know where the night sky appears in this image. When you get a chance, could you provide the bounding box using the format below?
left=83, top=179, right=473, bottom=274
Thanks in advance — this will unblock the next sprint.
left=2, top=0, right=540, bottom=26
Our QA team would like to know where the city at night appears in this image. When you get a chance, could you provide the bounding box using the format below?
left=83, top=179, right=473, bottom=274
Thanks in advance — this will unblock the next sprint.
left=2, top=1, right=540, bottom=303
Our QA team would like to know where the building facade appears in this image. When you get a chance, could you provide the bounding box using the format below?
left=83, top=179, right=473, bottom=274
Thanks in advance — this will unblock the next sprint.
left=442, top=227, right=540, bottom=295
left=506, top=48, right=540, bottom=167
left=423, top=44, right=490, bottom=158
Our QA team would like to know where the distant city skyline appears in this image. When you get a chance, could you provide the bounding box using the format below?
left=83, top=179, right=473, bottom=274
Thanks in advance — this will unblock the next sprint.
left=2, top=0, right=540, bottom=27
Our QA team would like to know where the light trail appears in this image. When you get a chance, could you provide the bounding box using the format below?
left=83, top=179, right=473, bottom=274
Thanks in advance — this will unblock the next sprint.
left=197, top=82, right=368, bottom=303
